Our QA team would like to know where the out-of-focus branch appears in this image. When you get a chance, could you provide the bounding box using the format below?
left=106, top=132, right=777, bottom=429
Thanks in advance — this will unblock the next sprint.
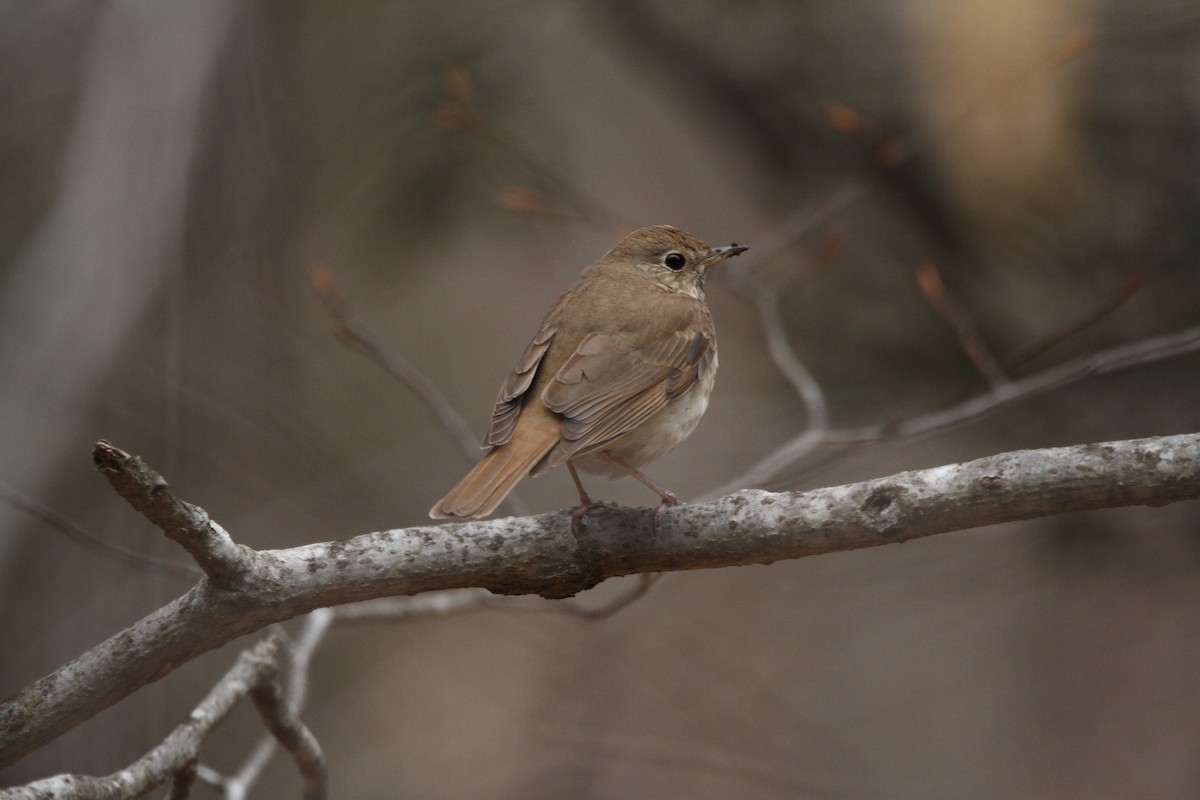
left=309, top=266, right=529, bottom=517
left=733, top=30, right=1096, bottom=288
left=3, top=433, right=1199, bottom=771
left=0, top=483, right=199, bottom=579
left=310, top=266, right=481, bottom=462
left=213, top=609, right=334, bottom=800
left=593, top=0, right=817, bottom=177
left=750, top=282, right=828, bottom=432
left=0, top=638, right=326, bottom=800
left=915, top=262, right=1008, bottom=387
left=830, top=322, right=1200, bottom=444
left=167, top=759, right=198, bottom=800
left=434, top=66, right=632, bottom=232
left=714, top=322, right=1200, bottom=494
left=1001, top=275, right=1144, bottom=371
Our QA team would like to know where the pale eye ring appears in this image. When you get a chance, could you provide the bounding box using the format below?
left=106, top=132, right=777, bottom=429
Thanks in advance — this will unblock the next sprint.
left=664, top=252, right=686, bottom=270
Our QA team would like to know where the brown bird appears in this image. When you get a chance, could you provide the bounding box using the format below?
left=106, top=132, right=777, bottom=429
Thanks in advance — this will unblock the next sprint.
left=430, top=225, right=748, bottom=520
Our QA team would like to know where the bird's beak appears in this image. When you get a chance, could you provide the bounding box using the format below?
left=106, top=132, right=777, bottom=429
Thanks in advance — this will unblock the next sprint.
left=701, top=243, right=749, bottom=268
left=713, top=243, right=749, bottom=258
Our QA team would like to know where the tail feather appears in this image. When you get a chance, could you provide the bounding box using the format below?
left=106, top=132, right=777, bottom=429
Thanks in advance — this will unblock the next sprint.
left=430, top=430, right=557, bottom=520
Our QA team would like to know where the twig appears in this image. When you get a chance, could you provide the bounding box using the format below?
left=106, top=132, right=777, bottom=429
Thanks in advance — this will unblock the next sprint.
left=334, top=590, right=493, bottom=623
left=915, top=262, right=1008, bottom=387
left=309, top=266, right=530, bottom=517
left=434, top=66, right=632, bottom=232
left=222, top=609, right=334, bottom=800
left=713, top=321, right=1200, bottom=494
left=593, top=0, right=810, bottom=176
left=166, top=758, right=198, bottom=800
left=1001, top=275, right=1144, bottom=370
left=310, top=267, right=481, bottom=463
left=557, top=573, right=660, bottom=620
left=829, top=322, right=1200, bottom=445
left=0, top=483, right=199, bottom=579
left=722, top=178, right=866, bottom=284
left=699, top=275, right=829, bottom=503
left=0, top=639, right=294, bottom=800
left=249, top=679, right=327, bottom=800
left=750, top=282, right=828, bottom=431
left=737, top=30, right=1095, bottom=286
left=92, top=440, right=246, bottom=585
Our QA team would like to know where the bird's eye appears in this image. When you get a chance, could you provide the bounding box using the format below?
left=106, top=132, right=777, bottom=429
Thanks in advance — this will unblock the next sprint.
left=664, top=252, right=686, bottom=270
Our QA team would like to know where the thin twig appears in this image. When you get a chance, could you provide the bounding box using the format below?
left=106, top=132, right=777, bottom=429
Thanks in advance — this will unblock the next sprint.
left=722, top=178, right=866, bottom=285
left=737, top=30, right=1095, bottom=285
left=831, top=322, right=1200, bottom=444
left=434, top=65, right=633, bottom=232
left=712, top=321, right=1200, bottom=494
left=558, top=573, right=661, bottom=620
left=310, top=267, right=481, bottom=462
left=334, top=590, right=494, bottom=623
left=310, top=267, right=530, bottom=517
left=750, top=282, right=828, bottom=431
left=915, top=262, right=1008, bottom=388
left=1001, top=275, right=1144, bottom=370
left=0, top=483, right=199, bottom=579
left=223, top=609, right=334, bottom=799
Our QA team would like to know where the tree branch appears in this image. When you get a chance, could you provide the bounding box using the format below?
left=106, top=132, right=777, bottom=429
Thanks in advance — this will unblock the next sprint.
left=92, top=440, right=247, bottom=586
left=1, top=638, right=325, bottom=800
left=3, top=433, right=1198, bottom=769
left=713, top=321, right=1200, bottom=494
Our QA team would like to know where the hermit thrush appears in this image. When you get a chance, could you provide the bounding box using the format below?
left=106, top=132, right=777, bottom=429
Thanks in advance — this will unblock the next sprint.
left=430, top=225, right=748, bottom=520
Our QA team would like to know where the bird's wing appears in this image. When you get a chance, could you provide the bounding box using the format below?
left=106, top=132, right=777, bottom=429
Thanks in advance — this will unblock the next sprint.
left=538, top=310, right=713, bottom=467
left=483, top=323, right=557, bottom=448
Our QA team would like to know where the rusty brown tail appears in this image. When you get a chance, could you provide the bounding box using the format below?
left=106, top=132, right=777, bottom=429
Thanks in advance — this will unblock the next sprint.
left=429, top=429, right=557, bottom=520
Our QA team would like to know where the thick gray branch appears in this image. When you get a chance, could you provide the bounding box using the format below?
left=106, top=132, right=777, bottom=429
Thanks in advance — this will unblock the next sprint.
left=2, top=433, right=1198, bottom=770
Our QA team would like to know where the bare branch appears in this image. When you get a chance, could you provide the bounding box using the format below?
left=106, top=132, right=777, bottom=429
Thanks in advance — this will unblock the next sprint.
left=309, top=267, right=529, bottom=517
left=334, top=590, right=494, bottom=623
left=0, top=482, right=199, bottom=579
left=433, top=65, right=632, bottom=232
left=828, top=323, right=1200, bottom=445
left=716, top=322, right=1200, bottom=493
left=915, top=262, right=1008, bottom=387
left=1, top=639, right=281, bottom=800
left=1001, top=275, right=1144, bottom=371
left=222, top=610, right=334, bottom=798
left=748, top=282, right=828, bottom=432
left=166, top=758, right=198, bottom=800
left=249, top=679, right=326, bottom=800
left=92, top=440, right=247, bottom=585
left=555, top=573, right=660, bottom=620
left=722, top=178, right=865, bottom=279
left=3, top=433, right=1198, bottom=769
left=310, top=267, right=481, bottom=463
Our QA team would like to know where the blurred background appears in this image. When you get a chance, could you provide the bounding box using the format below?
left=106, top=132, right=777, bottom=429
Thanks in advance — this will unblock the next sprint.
left=2, top=1, right=1200, bottom=797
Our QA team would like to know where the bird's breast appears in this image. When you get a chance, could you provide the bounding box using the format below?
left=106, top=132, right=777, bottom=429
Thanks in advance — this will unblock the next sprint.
left=575, top=355, right=718, bottom=477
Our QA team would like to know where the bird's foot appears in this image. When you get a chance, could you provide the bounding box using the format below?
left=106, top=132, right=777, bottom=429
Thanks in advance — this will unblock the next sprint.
left=651, top=495, right=683, bottom=537
left=571, top=494, right=618, bottom=526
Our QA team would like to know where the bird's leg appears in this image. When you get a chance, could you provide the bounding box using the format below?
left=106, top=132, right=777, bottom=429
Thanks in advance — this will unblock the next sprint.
left=597, top=451, right=682, bottom=506
left=567, top=462, right=617, bottom=525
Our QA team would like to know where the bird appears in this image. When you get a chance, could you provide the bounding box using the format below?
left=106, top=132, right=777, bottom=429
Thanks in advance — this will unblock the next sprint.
left=430, top=225, right=748, bottom=520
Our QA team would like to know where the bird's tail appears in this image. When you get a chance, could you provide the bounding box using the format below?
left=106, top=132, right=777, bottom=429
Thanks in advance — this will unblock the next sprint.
left=429, top=429, right=557, bottom=520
